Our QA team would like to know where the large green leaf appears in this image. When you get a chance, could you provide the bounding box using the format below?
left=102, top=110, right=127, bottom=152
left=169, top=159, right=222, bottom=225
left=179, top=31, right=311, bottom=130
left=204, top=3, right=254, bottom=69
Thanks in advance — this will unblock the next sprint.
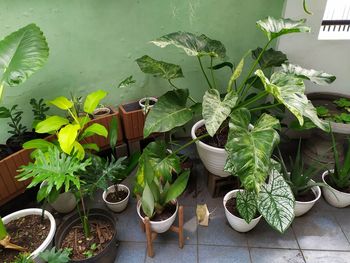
left=81, top=123, right=108, bottom=139
left=49, top=97, right=73, bottom=110
left=35, top=116, right=69, bottom=133
left=141, top=183, right=155, bottom=218
left=202, top=89, right=238, bottom=136
left=143, top=89, right=193, bottom=138
left=224, top=108, right=280, bottom=192
left=57, top=124, right=80, bottom=154
left=256, top=17, right=310, bottom=41
left=23, top=139, right=55, bottom=151
left=236, top=190, right=258, bottom=224
left=164, top=170, right=190, bottom=204
left=84, top=90, right=107, bottom=114
left=136, top=55, right=184, bottom=80
left=303, top=101, right=330, bottom=132
left=257, top=172, right=295, bottom=233
left=151, top=31, right=226, bottom=58
left=252, top=48, right=288, bottom=68
left=0, top=24, right=49, bottom=99
left=282, top=63, right=336, bottom=85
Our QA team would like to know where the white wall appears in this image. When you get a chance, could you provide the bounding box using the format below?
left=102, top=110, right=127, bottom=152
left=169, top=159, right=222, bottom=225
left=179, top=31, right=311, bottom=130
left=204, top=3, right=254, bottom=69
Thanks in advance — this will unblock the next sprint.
left=279, top=0, right=350, bottom=94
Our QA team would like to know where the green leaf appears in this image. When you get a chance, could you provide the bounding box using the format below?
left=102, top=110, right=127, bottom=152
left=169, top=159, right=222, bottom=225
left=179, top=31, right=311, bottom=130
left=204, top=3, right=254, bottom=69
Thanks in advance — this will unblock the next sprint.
left=109, top=116, right=118, bottom=150
left=334, top=98, right=350, bottom=108
left=227, top=58, right=244, bottom=92
left=141, top=183, right=154, bottom=218
left=83, top=90, right=107, bottom=114
left=256, top=17, right=310, bottom=41
left=210, top=61, right=233, bottom=71
left=136, top=55, right=184, bottom=80
left=0, top=106, right=10, bottom=118
left=39, top=247, right=71, bottom=263
left=202, top=89, right=238, bottom=136
left=340, top=113, right=350, bottom=123
left=23, top=139, right=55, bottom=150
left=72, top=141, right=85, bottom=160
left=224, top=108, right=280, bottom=192
left=316, top=106, right=330, bottom=117
left=81, top=123, right=108, bottom=139
left=58, top=124, right=80, bottom=154
left=151, top=31, right=226, bottom=58
left=282, top=63, right=336, bottom=85
left=258, top=172, right=295, bottom=233
left=143, top=89, right=193, bottom=138
left=165, top=170, right=190, bottom=204
left=252, top=48, right=288, bottom=68
left=117, top=75, right=136, bottom=88
left=236, top=190, right=258, bottom=224
left=35, top=116, right=69, bottom=133
left=303, top=101, right=330, bottom=131
left=82, top=143, right=99, bottom=152
left=50, top=96, right=73, bottom=110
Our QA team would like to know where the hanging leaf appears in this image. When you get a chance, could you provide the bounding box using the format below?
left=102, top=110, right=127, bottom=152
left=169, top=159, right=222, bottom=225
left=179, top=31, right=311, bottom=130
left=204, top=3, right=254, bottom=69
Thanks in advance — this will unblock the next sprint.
left=303, top=101, right=330, bottom=131
left=256, top=17, right=310, bottom=41
left=282, top=63, right=336, bottom=85
left=143, top=89, right=193, bottom=138
left=164, top=170, right=190, bottom=204
left=258, top=172, right=295, bottom=233
left=252, top=48, right=288, bottom=68
left=136, top=55, right=184, bottom=80
left=141, top=183, right=155, bottom=218
left=151, top=31, right=226, bottom=58
left=236, top=190, right=258, bottom=224
left=210, top=62, right=233, bottom=71
left=58, top=124, right=80, bottom=154
left=84, top=90, right=107, bottom=114
left=202, top=89, right=238, bottom=136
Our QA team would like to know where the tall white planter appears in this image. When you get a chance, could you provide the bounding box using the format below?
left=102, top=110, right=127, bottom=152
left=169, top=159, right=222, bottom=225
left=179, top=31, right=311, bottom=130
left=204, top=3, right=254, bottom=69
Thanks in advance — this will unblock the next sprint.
left=191, top=119, right=230, bottom=177
left=322, top=170, right=350, bottom=208
left=3, top=208, right=56, bottom=263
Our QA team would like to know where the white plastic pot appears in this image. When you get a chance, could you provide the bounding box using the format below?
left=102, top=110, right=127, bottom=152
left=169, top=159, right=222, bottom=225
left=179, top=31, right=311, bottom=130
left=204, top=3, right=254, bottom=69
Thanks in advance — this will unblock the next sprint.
left=223, top=190, right=262, bottom=232
left=191, top=119, right=230, bottom=177
left=136, top=200, right=178, bottom=233
left=294, top=180, right=321, bottom=217
left=139, top=97, right=158, bottom=109
left=102, top=184, right=130, bottom=213
left=93, top=107, right=111, bottom=118
left=322, top=170, right=350, bottom=208
left=3, top=208, right=56, bottom=263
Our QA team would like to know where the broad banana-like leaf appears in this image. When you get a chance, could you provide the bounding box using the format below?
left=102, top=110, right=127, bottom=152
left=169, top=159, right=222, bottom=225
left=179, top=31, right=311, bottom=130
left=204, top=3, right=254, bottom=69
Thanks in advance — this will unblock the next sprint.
left=58, top=124, right=80, bottom=154
left=257, top=17, right=310, bottom=41
left=224, top=108, right=280, bottom=192
left=151, top=31, right=226, bottom=58
left=49, top=97, right=73, bottom=110
left=141, top=183, right=155, bottom=218
left=282, top=63, right=336, bottom=85
left=81, top=123, right=108, bottom=139
left=143, top=89, right=193, bottom=138
left=35, top=116, right=69, bottom=133
left=84, top=90, right=107, bottom=114
left=202, top=89, right=238, bottom=136
left=258, top=172, right=295, bottom=233
left=164, top=170, right=190, bottom=204
left=136, top=55, right=184, bottom=80
left=236, top=190, right=258, bottom=224
left=0, top=24, right=49, bottom=100
left=252, top=48, right=288, bottom=68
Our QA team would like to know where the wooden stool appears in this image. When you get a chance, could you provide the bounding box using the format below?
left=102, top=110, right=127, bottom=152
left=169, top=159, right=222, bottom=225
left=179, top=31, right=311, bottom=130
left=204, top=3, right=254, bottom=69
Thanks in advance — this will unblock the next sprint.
left=207, top=170, right=238, bottom=197
left=140, top=206, right=184, bottom=258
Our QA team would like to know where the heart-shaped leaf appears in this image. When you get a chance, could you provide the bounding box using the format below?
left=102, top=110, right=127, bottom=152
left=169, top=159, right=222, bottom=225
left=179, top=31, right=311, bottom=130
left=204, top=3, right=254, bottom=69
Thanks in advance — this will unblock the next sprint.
left=236, top=190, right=258, bottom=224
left=136, top=55, right=184, bottom=80
left=151, top=31, right=226, bottom=58
left=252, top=48, right=288, bottom=68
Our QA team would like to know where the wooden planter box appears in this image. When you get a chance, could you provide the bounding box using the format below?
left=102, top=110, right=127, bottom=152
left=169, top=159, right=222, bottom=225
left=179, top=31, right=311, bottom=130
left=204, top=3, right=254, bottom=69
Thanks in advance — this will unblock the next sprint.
left=119, top=100, right=146, bottom=141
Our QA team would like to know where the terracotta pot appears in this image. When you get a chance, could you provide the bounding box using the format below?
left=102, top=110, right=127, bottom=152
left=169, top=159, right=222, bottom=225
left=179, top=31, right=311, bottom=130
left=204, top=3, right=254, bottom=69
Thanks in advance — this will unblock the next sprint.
left=119, top=100, right=146, bottom=140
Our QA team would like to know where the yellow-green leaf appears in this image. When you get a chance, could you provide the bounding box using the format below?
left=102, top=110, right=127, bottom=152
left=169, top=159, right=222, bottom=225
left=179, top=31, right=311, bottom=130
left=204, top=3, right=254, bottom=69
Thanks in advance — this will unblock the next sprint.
left=35, top=116, right=69, bottom=133
left=81, top=123, right=108, bottom=139
left=83, top=90, right=107, bottom=114
left=50, top=96, right=73, bottom=110
left=58, top=124, right=80, bottom=154
left=73, top=141, right=85, bottom=160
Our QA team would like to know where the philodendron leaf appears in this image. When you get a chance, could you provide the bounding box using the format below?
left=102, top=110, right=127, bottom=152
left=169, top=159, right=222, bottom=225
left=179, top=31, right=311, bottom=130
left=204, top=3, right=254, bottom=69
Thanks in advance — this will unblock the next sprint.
left=58, top=124, right=80, bottom=154
left=50, top=97, right=73, bottom=110
left=236, top=190, right=258, bottom=224
left=224, top=108, right=280, bottom=192
left=151, top=31, right=226, bottom=58
left=303, top=101, right=330, bottom=132
left=143, top=89, right=193, bottom=138
left=136, top=55, right=184, bottom=80
left=282, top=63, right=336, bottom=85
left=202, top=89, right=238, bottom=136
left=84, top=90, right=107, bottom=114
left=258, top=172, right=295, bottom=233
left=141, top=183, right=155, bottom=218
left=164, top=170, right=190, bottom=204
left=117, top=75, right=136, bottom=88
left=252, top=48, right=288, bottom=68
left=35, top=116, right=69, bottom=133
left=256, top=17, right=310, bottom=41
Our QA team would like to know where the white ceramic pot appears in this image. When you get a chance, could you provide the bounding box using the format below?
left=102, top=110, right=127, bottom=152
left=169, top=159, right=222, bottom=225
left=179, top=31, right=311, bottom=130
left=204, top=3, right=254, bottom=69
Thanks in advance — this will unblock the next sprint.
left=139, top=97, right=158, bottom=109
left=102, top=184, right=130, bottom=213
left=136, top=200, right=178, bottom=233
left=223, top=190, right=262, bottom=232
left=3, top=208, right=56, bottom=263
left=191, top=119, right=230, bottom=177
left=294, top=180, right=321, bottom=217
left=322, top=170, right=350, bottom=208
left=92, top=107, right=111, bottom=118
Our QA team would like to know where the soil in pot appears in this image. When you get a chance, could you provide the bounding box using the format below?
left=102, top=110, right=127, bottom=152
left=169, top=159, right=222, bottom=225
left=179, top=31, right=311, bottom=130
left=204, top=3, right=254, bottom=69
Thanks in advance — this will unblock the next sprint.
left=0, top=215, right=50, bottom=262
left=195, top=122, right=229, bottom=148
left=325, top=173, right=350, bottom=193
left=6, top=132, right=42, bottom=152
left=225, top=197, right=259, bottom=219
left=60, top=218, right=113, bottom=261
left=140, top=203, right=177, bottom=222
left=93, top=107, right=111, bottom=117
left=0, top=144, right=13, bottom=160
left=123, top=101, right=141, bottom=112
left=105, top=188, right=128, bottom=203
left=295, top=189, right=316, bottom=202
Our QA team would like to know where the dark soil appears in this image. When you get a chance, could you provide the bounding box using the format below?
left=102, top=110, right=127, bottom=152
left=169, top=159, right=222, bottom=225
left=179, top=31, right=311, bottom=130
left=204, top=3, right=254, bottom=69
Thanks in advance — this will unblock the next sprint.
left=106, top=188, right=128, bottom=203
left=141, top=202, right=177, bottom=222
left=6, top=132, right=41, bottom=152
left=94, top=108, right=111, bottom=116
left=325, top=173, right=350, bottom=193
left=60, top=218, right=113, bottom=261
left=195, top=123, right=229, bottom=148
left=140, top=100, right=156, bottom=106
left=0, top=215, right=50, bottom=263
left=0, top=144, right=13, bottom=160
left=123, top=101, right=141, bottom=112
left=296, top=189, right=316, bottom=202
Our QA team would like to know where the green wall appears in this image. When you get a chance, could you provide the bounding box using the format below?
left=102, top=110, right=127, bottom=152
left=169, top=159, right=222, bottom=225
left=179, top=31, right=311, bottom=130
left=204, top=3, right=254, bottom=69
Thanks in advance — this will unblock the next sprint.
left=0, top=0, right=284, bottom=143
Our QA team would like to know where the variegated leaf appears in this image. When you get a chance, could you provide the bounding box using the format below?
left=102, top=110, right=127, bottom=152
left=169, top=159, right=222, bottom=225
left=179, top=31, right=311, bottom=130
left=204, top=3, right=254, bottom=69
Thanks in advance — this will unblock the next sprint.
left=236, top=190, right=258, bottom=223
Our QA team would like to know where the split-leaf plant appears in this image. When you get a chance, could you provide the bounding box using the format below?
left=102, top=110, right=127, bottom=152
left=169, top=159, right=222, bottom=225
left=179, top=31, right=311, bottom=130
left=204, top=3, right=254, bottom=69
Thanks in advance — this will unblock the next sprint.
left=135, top=16, right=335, bottom=232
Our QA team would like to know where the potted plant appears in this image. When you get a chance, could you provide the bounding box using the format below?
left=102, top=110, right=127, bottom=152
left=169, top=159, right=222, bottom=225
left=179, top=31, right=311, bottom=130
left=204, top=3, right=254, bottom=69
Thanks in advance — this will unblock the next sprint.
left=92, top=104, right=111, bottom=118
left=322, top=132, right=350, bottom=208
left=30, top=98, right=50, bottom=130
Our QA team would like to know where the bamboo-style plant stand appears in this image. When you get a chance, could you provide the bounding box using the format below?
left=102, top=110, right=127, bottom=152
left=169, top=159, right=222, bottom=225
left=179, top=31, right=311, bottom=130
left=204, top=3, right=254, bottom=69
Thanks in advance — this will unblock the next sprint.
left=140, top=206, right=184, bottom=258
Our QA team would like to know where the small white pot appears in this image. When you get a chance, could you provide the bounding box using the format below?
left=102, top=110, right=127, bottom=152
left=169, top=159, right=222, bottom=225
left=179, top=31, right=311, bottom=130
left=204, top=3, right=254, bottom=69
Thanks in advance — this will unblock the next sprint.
left=223, top=190, right=262, bottom=232
left=137, top=200, right=178, bottom=233
left=102, top=184, right=130, bottom=213
left=322, top=170, right=350, bottom=208
left=294, top=180, right=321, bottom=217
left=139, top=97, right=158, bottom=109
left=191, top=119, right=230, bottom=177
left=3, top=208, right=56, bottom=263
left=92, top=107, right=111, bottom=118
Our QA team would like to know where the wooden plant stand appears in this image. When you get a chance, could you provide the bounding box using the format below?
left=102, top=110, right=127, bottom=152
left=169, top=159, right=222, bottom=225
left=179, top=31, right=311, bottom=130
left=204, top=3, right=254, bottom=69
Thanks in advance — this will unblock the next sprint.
left=207, top=170, right=239, bottom=198
left=140, top=206, right=184, bottom=258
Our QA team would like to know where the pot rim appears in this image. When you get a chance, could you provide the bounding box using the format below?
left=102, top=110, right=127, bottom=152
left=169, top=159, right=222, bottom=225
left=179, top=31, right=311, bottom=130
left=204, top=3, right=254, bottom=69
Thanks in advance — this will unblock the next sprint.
left=136, top=200, right=178, bottom=225
left=322, top=170, right=350, bottom=196
left=295, top=179, right=321, bottom=204
left=138, top=97, right=158, bottom=107
left=102, top=184, right=130, bottom=205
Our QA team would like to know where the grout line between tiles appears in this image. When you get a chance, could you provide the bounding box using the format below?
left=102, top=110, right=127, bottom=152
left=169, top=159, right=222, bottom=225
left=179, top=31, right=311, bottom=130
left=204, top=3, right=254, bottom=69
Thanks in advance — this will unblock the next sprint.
left=291, top=224, right=307, bottom=263
left=333, top=213, right=350, bottom=247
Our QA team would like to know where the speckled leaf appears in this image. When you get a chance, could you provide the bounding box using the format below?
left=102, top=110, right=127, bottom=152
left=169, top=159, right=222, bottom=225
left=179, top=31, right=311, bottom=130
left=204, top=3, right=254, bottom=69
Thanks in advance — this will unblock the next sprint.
left=258, top=172, right=295, bottom=233
left=236, top=190, right=258, bottom=224
left=252, top=48, right=288, bottom=68
left=151, top=31, right=226, bottom=58
left=202, top=89, right=237, bottom=136
left=303, top=101, right=330, bottom=131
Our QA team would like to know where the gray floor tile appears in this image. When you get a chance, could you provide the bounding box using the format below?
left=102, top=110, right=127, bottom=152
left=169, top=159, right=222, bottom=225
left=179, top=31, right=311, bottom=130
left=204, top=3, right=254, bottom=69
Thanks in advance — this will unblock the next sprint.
left=333, top=208, right=350, bottom=242
left=115, top=242, right=146, bottom=263
left=250, top=248, right=305, bottom=263
left=303, top=250, right=350, bottom=263
left=247, top=220, right=299, bottom=249
left=198, top=245, right=250, bottom=263
left=145, top=244, right=197, bottom=263
left=198, top=206, right=247, bottom=246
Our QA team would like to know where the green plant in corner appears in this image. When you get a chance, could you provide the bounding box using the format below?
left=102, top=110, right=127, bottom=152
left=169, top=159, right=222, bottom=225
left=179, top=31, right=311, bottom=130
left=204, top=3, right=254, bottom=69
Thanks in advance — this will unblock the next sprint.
left=30, top=98, right=50, bottom=129
left=0, top=105, right=27, bottom=138
left=39, top=247, right=71, bottom=263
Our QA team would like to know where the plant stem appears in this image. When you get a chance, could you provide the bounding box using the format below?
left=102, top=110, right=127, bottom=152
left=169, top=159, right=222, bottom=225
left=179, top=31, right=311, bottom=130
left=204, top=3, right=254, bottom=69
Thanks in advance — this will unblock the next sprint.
left=168, top=79, right=197, bottom=104
left=235, top=91, right=268, bottom=109
left=210, top=57, right=217, bottom=89
left=0, top=217, right=7, bottom=240
left=78, top=189, right=91, bottom=238
left=197, top=56, right=213, bottom=89
left=249, top=103, right=282, bottom=112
